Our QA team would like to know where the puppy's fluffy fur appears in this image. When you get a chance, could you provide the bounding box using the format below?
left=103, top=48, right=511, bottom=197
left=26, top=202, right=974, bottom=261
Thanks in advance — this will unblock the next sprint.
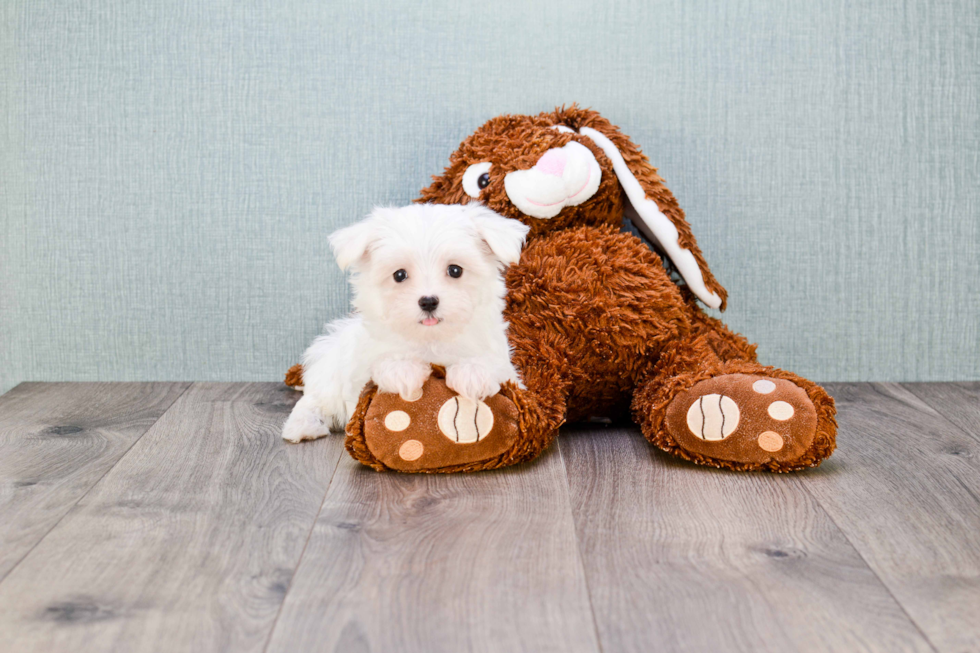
left=282, top=203, right=529, bottom=442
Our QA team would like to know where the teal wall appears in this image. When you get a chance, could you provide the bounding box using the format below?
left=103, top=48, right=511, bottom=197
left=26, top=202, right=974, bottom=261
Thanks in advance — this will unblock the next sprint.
left=2, top=0, right=978, bottom=393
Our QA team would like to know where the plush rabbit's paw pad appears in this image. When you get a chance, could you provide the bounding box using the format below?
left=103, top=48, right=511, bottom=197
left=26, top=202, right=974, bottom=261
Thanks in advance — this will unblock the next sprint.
left=665, top=374, right=818, bottom=465
left=361, top=375, right=519, bottom=471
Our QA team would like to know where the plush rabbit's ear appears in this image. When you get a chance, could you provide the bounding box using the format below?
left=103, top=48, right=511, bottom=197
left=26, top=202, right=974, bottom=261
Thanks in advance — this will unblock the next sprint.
left=550, top=107, right=727, bottom=310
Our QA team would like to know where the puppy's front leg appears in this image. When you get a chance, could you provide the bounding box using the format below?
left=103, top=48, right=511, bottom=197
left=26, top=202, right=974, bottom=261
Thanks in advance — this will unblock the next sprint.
left=445, top=361, right=502, bottom=401
left=371, top=358, right=431, bottom=401
left=282, top=394, right=333, bottom=443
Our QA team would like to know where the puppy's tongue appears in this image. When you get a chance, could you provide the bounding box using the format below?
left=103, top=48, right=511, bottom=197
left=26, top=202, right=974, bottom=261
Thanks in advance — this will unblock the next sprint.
left=422, top=317, right=439, bottom=326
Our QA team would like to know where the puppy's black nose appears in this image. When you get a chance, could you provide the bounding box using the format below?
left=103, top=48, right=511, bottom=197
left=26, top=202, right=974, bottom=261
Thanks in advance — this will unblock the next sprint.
left=418, top=296, right=439, bottom=312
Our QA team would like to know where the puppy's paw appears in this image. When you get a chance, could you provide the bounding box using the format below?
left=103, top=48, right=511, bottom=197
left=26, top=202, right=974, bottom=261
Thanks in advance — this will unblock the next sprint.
left=372, top=358, right=431, bottom=401
left=282, top=398, right=331, bottom=443
left=446, top=362, right=501, bottom=401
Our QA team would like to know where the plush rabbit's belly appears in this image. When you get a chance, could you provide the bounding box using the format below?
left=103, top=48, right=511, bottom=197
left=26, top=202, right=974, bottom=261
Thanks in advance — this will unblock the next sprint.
left=504, top=224, right=697, bottom=417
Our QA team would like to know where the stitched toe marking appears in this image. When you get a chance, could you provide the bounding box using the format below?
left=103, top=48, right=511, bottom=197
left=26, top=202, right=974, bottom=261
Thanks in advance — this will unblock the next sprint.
left=398, top=439, right=424, bottom=460
left=758, top=431, right=784, bottom=452
left=384, top=410, right=411, bottom=432
left=686, top=393, right=740, bottom=441
left=437, top=397, right=494, bottom=443
left=768, top=401, right=795, bottom=421
left=752, top=380, right=776, bottom=394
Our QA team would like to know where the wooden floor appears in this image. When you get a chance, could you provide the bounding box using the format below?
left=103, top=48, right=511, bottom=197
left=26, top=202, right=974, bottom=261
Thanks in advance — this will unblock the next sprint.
left=0, top=382, right=977, bottom=652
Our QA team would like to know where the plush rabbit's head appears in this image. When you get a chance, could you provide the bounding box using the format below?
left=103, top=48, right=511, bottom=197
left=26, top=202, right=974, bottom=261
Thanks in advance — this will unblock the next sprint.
left=418, top=106, right=727, bottom=310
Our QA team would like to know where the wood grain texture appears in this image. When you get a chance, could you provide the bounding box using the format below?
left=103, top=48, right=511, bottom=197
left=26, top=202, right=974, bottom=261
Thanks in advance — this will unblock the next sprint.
left=803, top=383, right=980, bottom=652
left=904, top=382, right=979, bottom=438
left=0, top=383, right=343, bottom=653
left=265, top=446, right=601, bottom=653
left=559, top=424, right=933, bottom=653
left=0, top=382, right=189, bottom=581
left=3, top=381, right=980, bottom=652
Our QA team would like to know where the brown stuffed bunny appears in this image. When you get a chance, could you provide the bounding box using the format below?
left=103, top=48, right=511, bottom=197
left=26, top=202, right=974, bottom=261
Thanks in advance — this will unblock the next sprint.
left=287, top=106, right=837, bottom=473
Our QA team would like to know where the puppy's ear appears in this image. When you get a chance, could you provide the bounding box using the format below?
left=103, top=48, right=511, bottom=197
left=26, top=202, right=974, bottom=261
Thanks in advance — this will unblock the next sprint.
left=329, top=219, right=377, bottom=271
left=465, top=205, right=530, bottom=266
left=548, top=106, right=727, bottom=311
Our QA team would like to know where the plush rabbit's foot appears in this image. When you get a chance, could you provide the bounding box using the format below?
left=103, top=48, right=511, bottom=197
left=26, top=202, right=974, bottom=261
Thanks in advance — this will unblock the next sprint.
left=344, top=370, right=528, bottom=473
left=662, top=374, right=833, bottom=471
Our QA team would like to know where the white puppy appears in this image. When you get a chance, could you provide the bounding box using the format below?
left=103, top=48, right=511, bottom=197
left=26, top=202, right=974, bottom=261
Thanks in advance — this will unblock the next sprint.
left=282, top=203, right=529, bottom=443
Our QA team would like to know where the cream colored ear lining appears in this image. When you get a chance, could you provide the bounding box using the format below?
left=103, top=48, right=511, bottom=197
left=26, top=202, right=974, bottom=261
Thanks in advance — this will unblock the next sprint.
left=623, top=201, right=664, bottom=249
left=577, top=127, right=723, bottom=310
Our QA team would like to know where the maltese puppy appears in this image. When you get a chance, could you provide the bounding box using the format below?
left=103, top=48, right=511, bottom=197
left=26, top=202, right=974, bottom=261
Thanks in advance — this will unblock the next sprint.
left=282, top=203, right=530, bottom=443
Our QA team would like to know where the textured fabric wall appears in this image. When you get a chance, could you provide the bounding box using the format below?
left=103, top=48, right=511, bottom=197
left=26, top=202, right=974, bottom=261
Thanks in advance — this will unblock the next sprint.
left=2, top=0, right=978, bottom=394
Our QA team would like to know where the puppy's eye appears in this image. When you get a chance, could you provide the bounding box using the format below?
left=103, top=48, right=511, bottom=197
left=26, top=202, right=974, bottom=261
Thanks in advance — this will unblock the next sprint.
left=462, top=162, right=492, bottom=198
left=393, top=269, right=407, bottom=283
left=447, top=265, right=463, bottom=279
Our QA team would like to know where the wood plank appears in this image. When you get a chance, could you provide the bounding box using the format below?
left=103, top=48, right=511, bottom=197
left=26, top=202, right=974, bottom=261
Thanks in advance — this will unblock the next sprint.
left=0, top=383, right=344, bottom=653
left=803, top=382, right=980, bottom=653
left=904, top=382, right=980, bottom=438
left=0, top=382, right=189, bottom=581
left=265, top=445, right=601, bottom=653
left=560, top=424, right=933, bottom=653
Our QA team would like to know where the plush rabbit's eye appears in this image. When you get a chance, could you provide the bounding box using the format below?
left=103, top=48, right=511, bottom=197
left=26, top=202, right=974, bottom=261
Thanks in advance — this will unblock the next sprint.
left=393, top=269, right=407, bottom=283
left=447, top=264, right=463, bottom=278
left=462, top=162, right=493, bottom=198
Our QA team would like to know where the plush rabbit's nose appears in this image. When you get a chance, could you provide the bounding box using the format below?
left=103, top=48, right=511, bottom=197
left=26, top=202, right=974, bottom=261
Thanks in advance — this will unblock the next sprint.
left=504, top=140, right=601, bottom=220
left=534, top=149, right=567, bottom=177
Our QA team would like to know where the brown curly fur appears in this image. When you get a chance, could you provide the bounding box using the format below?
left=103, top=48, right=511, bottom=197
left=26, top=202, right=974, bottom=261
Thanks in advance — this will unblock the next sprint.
left=297, top=105, right=836, bottom=473
left=284, top=364, right=303, bottom=389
